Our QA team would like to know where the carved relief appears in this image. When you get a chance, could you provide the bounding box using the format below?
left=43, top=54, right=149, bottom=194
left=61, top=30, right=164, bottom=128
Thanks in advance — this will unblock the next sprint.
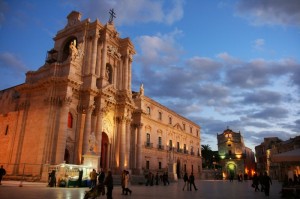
left=102, top=118, right=113, bottom=136
left=107, top=45, right=121, bottom=59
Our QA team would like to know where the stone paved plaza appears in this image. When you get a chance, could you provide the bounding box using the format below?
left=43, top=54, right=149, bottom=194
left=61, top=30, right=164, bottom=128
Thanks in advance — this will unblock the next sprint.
left=0, top=179, right=282, bottom=199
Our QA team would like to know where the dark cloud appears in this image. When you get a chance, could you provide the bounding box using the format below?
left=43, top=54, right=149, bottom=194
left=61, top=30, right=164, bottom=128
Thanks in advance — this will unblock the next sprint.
left=249, top=107, right=289, bottom=119
left=242, top=90, right=282, bottom=105
left=225, top=60, right=271, bottom=88
left=236, top=0, right=300, bottom=27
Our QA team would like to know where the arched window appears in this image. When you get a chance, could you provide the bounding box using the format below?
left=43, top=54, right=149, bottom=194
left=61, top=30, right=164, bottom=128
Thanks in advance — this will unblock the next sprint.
left=68, top=112, right=73, bottom=128
left=147, top=106, right=151, bottom=115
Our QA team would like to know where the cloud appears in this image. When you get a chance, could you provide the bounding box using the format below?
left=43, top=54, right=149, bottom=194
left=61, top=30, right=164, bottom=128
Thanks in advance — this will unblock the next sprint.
left=135, top=29, right=184, bottom=67
left=0, top=52, right=28, bottom=72
left=249, top=107, right=289, bottom=119
left=0, top=0, right=9, bottom=29
left=252, top=38, right=265, bottom=51
left=236, top=0, right=300, bottom=27
left=242, top=90, right=281, bottom=105
left=70, top=0, right=184, bottom=25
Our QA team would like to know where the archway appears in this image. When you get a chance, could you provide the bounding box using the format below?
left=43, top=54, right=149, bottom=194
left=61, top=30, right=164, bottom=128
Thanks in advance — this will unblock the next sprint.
left=176, top=159, right=181, bottom=178
left=101, top=132, right=109, bottom=170
left=226, top=163, right=236, bottom=179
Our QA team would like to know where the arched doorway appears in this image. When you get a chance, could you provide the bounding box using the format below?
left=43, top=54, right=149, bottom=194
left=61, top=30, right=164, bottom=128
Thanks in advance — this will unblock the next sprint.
left=226, top=163, right=236, bottom=179
left=177, top=159, right=181, bottom=178
left=101, top=132, right=109, bottom=170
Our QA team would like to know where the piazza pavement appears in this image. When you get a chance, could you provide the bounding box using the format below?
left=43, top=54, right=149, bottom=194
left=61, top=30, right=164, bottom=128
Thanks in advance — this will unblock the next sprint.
left=0, top=179, right=282, bottom=199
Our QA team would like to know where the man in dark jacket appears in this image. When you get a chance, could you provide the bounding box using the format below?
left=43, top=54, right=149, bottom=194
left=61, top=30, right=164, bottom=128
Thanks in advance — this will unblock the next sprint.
left=104, top=171, right=113, bottom=199
left=262, top=171, right=272, bottom=196
left=189, top=172, right=198, bottom=191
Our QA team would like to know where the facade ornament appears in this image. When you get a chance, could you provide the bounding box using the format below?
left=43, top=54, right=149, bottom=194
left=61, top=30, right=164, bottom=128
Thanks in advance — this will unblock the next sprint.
left=88, top=132, right=97, bottom=152
left=107, top=45, right=121, bottom=58
left=139, top=84, right=144, bottom=96
left=69, top=40, right=78, bottom=61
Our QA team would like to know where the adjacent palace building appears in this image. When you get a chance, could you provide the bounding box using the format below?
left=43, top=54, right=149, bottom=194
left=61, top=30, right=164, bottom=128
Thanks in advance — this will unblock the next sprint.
left=0, top=11, right=201, bottom=181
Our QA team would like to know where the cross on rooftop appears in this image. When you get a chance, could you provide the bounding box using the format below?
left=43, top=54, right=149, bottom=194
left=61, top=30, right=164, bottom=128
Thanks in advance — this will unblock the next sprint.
left=109, top=9, right=116, bottom=23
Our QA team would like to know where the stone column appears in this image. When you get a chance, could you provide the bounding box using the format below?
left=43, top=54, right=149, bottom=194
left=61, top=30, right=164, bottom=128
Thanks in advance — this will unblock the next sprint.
left=131, top=125, right=137, bottom=170
left=120, top=117, right=126, bottom=171
left=96, top=42, right=103, bottom=76
left=55, top=97, right=72, bottom=164
left=82, top=104, right=95, bottom=155
left=85, top=38, right=92, bottom=75
left=136, top=123, right=143, bottom=173
left=95, top=109, right=103, bottom=155
left=90, top=35, right=99, bottom=75
left=125, top=119, right=131, bottom=169
left=101, top=33, right=108, bottom=80
left=124, top=55, right=129, bottom=90
left=128, top=57, right=132, bottom=90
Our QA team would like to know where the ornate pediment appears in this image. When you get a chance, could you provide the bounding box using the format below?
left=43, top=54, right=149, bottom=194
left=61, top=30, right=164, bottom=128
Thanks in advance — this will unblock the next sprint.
left=173, top=123, right=183, bottom=131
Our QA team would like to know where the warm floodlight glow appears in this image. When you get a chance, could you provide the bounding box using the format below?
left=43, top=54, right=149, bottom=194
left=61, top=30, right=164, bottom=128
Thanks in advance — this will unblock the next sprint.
left=236, top=154, right=242, bottom=159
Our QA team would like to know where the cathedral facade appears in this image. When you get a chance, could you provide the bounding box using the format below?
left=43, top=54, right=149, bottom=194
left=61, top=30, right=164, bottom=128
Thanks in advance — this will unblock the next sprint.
left=0, top=11, right=201, bottom=180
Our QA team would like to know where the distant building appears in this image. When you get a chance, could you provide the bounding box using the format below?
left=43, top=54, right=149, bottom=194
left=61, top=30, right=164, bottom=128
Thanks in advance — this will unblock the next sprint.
left=217, top=128, right=256, bottom=179
left=255, top=137, right=282, bottom=176
left=0, top=11, right=201, bottom=181
left=256, top=136, right=300, bottom=180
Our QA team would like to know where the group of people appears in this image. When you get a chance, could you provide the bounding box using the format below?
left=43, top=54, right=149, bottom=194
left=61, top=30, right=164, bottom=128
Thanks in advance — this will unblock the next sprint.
left=145, top=172, right=170, bottom=186
left=252, top=171, right=272, bottom=196
left=182, top=172, right=198, bottom=191
left=87, top=169, right=113, bottom=199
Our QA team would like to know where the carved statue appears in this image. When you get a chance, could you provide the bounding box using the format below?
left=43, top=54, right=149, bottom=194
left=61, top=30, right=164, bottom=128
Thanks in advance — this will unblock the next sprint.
left=140, top=84, right=144, bottom=96
left=88, top=132, right=96, bottom=152
left=69, top=40, right=78, bottom=61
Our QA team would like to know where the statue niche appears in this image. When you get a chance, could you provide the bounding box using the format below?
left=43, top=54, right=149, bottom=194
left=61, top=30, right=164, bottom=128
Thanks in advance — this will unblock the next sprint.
left=62, top=37, right=78, bottom=62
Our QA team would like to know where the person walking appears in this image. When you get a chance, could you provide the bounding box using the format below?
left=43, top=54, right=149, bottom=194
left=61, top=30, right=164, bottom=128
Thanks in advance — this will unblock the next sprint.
left=252, top=173, right=260, bottom=192
left=259, top=172, right=265, bottom=192
left=182, top=172, right=189, bottom=191
left=155, top=172, right=159, bottom=185
left=89, top=169, right=97, bottom=188
left=262, top=171, right=272, bottom=196
left=98, top=168, right=105, bottom=195
left=0, top=165, right=6, bottom=185
left=121, top=170, right=126, bottom=194
left=104, top=170, right=114, bottom=199
left=124, top=170, right=132, bottom=195
left=189, top=172, right=198, bottom=191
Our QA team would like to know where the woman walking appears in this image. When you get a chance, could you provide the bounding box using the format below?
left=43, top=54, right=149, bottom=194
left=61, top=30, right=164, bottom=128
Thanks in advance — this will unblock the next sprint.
left=124, top=170, right=132, bottom=195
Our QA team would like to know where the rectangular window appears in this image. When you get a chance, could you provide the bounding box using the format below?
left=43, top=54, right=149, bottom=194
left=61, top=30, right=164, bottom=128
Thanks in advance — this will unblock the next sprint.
left=147, top=133, right=150, bottom=143
left=190, top=127, right=193, bottom=133
left=169, top=140, right=172, bottom=150
left=169, top=117, right=172, bottom=124
left=177, top=142, right=180, bottom=150
left=158, top=162, right=162, bottom=169
left=146, top=161, right=150, bottom=169
left=158, top=137, right=162, bottom=146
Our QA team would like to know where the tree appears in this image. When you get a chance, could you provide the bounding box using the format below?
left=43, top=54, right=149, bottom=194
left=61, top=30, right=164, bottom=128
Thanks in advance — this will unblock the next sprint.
left=201, top=145, right=213, bottom=169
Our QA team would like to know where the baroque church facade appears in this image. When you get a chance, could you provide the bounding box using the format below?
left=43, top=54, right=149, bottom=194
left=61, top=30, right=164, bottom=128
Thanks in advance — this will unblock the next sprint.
left=0, top=11, right=201, bottom=179
left=217, top=128, right=255, bottom=180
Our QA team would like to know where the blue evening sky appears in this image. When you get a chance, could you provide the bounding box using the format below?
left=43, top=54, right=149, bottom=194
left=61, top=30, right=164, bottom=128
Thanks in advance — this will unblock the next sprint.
left=0, top=0, right=299, bottom=151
